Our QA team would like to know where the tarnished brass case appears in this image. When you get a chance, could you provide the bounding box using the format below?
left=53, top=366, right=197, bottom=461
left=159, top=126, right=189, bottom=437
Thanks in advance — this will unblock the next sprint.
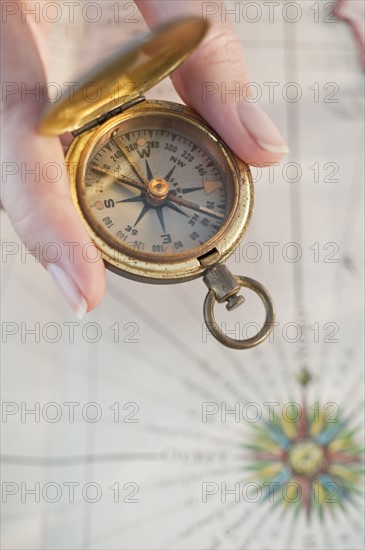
left=66, top=100, right=253, bottom=283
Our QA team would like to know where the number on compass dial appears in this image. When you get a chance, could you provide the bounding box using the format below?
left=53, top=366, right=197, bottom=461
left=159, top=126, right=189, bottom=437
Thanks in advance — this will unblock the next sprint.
left=81, top=113, right=235, bottom=258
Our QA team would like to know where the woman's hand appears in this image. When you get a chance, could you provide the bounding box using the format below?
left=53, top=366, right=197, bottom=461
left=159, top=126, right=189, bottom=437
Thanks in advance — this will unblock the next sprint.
left=1, top=0, right=288, bottom=318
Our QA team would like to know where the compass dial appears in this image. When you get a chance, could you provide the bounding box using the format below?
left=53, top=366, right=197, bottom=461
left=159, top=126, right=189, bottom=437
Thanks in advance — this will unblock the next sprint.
left=78, top=111, right=236, bottom=262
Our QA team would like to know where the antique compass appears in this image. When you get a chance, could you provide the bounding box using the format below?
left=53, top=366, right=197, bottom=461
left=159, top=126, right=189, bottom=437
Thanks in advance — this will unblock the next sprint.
left=40, top=17, right=274, bottom=349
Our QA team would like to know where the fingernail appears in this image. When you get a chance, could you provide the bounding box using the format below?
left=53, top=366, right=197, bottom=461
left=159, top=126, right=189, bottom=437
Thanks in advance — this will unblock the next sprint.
left=237, top=100, right=289, bottom=155
left=47, top=264, right=87, bottom=320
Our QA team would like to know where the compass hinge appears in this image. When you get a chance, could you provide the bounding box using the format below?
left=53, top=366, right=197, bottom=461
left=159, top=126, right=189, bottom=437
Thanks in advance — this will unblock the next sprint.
left=72, top=96, right=146, bottom=137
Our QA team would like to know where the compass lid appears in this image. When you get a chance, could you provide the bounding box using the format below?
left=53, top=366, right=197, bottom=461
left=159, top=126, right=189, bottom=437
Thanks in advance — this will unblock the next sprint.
left=39, top=18, right=208, bottom=136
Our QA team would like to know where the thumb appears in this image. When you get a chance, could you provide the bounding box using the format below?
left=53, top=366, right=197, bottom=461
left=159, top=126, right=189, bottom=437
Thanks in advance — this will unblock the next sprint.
left=136, top=0, right=289, bottom=166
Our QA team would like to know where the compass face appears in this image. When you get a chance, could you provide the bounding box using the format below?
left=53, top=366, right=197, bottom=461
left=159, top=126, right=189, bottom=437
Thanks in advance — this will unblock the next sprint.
left=78, top=111, right=236, bottom=262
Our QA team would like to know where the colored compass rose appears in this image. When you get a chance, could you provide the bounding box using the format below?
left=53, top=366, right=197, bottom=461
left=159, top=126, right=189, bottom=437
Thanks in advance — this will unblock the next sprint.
left=244, top=395, right=364, bottom=519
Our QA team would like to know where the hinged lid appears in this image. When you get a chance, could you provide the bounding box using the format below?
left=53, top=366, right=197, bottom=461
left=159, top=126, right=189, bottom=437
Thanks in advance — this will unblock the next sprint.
left=40, top=18, right=208, bottom=135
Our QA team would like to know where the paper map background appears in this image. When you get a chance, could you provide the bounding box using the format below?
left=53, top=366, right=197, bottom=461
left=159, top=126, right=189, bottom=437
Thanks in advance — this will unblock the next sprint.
left=1, top=1, right=364, bottom=549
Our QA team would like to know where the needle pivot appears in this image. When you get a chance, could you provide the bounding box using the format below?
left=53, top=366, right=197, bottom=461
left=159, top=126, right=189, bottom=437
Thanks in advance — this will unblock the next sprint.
left=146, top=178, right=170, bottom=205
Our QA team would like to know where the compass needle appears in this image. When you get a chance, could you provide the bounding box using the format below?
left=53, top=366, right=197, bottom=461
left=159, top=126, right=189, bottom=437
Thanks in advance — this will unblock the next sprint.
left=167, top=195, right=224, bottom=220
left=92, top=164, right=146, bottom=192
left=113, top=136, right=149, bottom=186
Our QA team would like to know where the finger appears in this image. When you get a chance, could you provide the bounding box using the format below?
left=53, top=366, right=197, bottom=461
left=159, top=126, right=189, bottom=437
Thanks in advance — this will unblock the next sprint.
left=135, top=0, right=289, bottom=166
left=60, top=133, right=74, bottom=154
left=2, top=10, right=105, bottom=316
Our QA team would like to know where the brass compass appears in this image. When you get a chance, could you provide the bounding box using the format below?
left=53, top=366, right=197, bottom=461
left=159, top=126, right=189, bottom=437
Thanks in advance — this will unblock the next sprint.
left=40, top=18, right=274, bottom=349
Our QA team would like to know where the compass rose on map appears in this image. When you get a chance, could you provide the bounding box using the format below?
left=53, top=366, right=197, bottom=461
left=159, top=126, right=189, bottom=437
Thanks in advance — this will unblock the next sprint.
left=244, top=396, right=364, bottom=519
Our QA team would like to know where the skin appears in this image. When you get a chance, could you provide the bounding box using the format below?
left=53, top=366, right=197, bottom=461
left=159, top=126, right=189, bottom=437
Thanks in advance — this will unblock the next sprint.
left=1, top=0, right=288, bottom=314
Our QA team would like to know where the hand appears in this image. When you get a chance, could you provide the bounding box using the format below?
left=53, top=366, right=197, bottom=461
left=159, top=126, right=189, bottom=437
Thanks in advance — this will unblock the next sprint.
left=1, top=1, right=288, bottom=318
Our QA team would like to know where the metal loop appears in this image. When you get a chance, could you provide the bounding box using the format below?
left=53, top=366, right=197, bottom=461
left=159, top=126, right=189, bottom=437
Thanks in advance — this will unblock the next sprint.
left=203, top=276, right=275, bottom=349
